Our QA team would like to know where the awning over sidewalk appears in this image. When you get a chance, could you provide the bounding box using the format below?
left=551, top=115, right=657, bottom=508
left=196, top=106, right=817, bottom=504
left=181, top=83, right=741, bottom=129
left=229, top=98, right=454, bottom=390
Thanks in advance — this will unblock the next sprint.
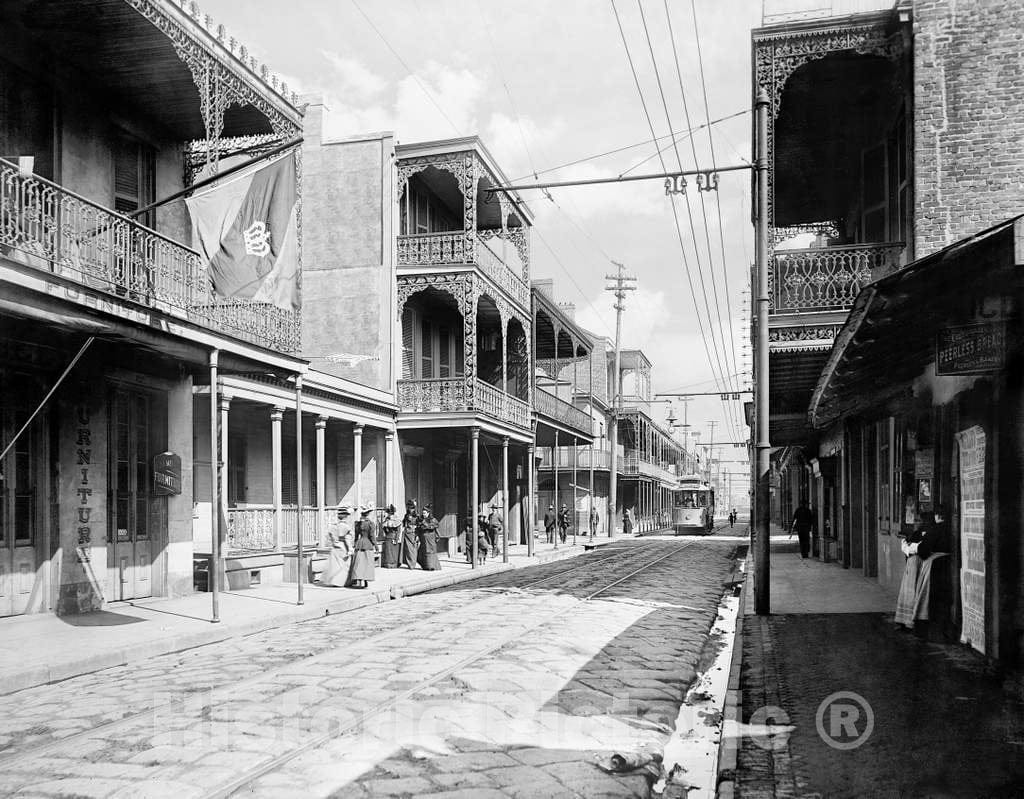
left=809, top=216, right=1024, bottom=429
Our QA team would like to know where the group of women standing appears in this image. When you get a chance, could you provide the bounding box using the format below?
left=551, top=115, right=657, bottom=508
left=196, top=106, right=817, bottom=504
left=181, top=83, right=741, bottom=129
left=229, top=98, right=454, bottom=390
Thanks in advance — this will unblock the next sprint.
left=320, top=500, right=441, bottom=588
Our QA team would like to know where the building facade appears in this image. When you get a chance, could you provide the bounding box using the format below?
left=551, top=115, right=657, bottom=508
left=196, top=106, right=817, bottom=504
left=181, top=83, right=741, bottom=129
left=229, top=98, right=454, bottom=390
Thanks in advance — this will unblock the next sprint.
left=754, top=0, right=1024, bottom=667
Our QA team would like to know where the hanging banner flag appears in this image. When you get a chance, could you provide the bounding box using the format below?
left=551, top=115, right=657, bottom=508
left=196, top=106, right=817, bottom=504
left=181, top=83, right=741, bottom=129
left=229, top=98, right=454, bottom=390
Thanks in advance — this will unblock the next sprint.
left=185, top=153, right=298, bottom=311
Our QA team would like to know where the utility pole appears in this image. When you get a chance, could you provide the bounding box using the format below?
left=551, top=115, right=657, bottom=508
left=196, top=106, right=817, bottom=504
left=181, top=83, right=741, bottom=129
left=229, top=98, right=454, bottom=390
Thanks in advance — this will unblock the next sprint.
left=707, top=420, right=718, bottom=485
left=606, top=261, right=636, bottom=537
left=754, top=88, right=771, bottom=615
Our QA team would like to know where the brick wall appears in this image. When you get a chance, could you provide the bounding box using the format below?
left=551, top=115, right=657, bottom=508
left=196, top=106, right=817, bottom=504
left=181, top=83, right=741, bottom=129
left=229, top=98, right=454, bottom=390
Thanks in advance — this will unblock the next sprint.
left=914, top=0, right=1024, bottom=257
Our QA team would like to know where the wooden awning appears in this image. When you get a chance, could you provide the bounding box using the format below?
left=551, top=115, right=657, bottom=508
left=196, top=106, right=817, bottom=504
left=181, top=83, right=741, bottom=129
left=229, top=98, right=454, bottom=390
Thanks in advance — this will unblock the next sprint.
left=809, top=216, right=1024, bottom=429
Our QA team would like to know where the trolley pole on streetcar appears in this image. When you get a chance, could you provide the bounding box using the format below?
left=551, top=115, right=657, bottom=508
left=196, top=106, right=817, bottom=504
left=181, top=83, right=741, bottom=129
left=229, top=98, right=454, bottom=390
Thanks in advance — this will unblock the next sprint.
left=606, top=262, right=636, bottom=537
left=754, top=88, right=771, bottom=615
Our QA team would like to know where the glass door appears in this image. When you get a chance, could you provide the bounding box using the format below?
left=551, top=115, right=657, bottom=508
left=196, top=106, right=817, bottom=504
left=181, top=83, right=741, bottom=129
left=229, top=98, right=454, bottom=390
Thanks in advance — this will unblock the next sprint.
left=108, top=390, right=152, bottom=601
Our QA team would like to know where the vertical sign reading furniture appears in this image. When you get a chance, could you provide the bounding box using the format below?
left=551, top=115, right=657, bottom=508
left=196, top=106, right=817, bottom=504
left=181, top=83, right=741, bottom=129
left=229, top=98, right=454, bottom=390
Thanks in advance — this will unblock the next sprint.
left=955, top=425, right=985, bottom=655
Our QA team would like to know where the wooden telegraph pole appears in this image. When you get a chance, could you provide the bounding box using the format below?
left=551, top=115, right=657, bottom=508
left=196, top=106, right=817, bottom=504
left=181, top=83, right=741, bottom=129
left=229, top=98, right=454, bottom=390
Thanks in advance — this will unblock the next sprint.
left=606, top=262, right=636, bottom=537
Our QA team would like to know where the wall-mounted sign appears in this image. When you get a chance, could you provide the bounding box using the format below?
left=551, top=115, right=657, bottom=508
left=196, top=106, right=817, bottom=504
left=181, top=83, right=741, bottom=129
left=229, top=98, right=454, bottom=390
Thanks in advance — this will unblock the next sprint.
left=936, top=323, right=1005, bottom=375
left=153, top=451, right=181, bottom=496
left=915, top=448, right=934, bottom=479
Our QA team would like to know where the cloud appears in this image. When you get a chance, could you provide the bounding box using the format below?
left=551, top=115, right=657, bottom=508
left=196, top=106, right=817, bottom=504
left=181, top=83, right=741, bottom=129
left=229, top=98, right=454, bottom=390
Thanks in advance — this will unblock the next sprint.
left=321, top=51, right=387, bottom=100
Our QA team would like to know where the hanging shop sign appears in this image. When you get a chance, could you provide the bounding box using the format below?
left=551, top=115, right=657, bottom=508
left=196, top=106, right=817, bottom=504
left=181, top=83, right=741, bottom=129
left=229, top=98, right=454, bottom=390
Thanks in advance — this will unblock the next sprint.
left=936, top=323, right=1005, bottom=375
left=153, top=451, right=182, bottom=496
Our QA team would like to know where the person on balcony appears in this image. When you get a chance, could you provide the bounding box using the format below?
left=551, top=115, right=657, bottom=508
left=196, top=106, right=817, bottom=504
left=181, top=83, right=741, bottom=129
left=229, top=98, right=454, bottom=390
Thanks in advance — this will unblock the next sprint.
left=544, top=504, right=557, bottom=544
left=416, top=504, right=441, bottom=571
left=320, top=506, right=353, bottom=587
left=347, top=505, right=377, bottom=588
left=400, top=500, right=419, bottom=569
left=380, top=504, right=401, bottom=568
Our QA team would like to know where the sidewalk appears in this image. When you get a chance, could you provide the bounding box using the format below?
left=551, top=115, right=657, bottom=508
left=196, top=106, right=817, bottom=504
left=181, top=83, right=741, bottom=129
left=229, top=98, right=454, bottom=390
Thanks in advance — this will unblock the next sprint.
left=0, top=538, right=595, bottom=696
left=719, top=535, right=1024, bottom=798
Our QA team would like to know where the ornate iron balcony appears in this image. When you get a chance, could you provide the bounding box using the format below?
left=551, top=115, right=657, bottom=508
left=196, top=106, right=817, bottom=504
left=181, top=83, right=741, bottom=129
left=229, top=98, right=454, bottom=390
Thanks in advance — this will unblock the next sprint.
left=0, top=160, right=300, bottom=351
left=534, top=388, right=592, bottom=436
left=397, top=229, right=530, bottom=308
left=772, top=242, right=904, bottom=313
left=396, top=377, right=530, bottom=430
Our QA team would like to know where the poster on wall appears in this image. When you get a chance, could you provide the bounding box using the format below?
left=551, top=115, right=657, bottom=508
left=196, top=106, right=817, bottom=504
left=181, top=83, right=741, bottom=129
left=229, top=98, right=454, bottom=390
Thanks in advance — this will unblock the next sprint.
left=956, top=425, right=986, bottom=655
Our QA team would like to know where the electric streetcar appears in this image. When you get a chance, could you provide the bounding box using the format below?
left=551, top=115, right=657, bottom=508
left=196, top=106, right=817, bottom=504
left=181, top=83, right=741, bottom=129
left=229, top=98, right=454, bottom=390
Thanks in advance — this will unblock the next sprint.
left=673, top=475, right=715, bottom=535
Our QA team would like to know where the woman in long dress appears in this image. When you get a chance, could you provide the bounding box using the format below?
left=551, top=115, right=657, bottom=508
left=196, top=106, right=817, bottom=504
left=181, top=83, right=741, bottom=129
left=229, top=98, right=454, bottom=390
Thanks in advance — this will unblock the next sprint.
left=400, top=501, right=419, bottom=569
left=416, top=505, right=442, bottom=571
left=380, top=504, right=401, bottom=568
left=347, top=505, right=377, bottom=588
left=321, top=506, right=353, bottom=587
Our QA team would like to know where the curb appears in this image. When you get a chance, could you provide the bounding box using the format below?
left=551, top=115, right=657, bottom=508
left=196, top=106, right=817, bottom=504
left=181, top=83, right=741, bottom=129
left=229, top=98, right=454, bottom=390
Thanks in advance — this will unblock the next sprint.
left=715, top=552, right=749, bottom=799
left=2, top=544, right=587, bottom=696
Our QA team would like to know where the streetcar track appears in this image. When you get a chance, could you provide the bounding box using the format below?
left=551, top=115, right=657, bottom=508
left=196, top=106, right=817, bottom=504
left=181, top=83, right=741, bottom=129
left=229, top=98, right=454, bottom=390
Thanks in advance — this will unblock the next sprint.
left=205, top=540, right=700, bottom=799
left=0, top=546, right=645, bottom=771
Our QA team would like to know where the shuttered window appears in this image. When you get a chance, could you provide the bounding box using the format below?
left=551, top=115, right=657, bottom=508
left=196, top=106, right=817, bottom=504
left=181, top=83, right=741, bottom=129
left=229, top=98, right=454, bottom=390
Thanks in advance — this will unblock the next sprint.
left=113, top=133, right=155, bottom=228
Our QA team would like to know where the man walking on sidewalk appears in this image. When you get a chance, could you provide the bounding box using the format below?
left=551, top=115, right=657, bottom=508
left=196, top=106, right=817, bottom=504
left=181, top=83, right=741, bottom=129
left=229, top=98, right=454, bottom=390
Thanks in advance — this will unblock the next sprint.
left=790, top=502, right=815, bottom=559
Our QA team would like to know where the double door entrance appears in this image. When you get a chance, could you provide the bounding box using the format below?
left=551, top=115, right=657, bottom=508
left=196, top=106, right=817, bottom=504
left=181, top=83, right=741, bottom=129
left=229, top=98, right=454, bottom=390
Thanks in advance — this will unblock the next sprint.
left=107, top=388, right=160, bottom=602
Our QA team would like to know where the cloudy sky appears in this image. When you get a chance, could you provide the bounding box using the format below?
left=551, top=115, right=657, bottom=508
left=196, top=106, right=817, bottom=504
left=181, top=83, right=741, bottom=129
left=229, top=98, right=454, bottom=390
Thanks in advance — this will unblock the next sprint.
left=201, top=0, right=766, bottom=470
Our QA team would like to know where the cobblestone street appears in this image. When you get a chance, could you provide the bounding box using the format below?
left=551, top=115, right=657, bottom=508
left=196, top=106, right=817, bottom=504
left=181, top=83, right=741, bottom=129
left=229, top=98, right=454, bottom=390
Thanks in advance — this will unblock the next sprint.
left=0, top=538, right=739, bottom=798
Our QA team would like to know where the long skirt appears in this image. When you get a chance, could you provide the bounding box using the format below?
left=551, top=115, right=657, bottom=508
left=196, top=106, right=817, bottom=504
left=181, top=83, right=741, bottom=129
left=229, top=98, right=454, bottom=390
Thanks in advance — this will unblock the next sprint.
left=417, top=534, right=441, bottom=571
left=321, top=548, right=350, bottom=587
left=401, top=531, right=418, bottom=568
left=894, top=556, right=920, bottom=628
left=381, top=537, right=401, bottom=568
left=348, top=550, right=374, bottom=584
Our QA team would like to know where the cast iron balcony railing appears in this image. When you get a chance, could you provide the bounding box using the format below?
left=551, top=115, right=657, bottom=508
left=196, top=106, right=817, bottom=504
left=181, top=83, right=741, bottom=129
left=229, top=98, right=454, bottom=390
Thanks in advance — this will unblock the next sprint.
left=0, top=160, right=300, bottom=351
left=534, top=388, right=592, bottom=437
left=538, top=443, right=624, bottom=470
left=772, top=242, right=904, bottom=313
left=396, top=377, right=530, bottom=429
left=397, top=229, right=530, bottom=307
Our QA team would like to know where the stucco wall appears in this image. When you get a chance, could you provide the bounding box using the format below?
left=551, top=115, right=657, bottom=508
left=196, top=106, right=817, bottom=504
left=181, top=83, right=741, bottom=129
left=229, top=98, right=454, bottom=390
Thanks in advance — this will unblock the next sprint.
left=300, top=100, right=395, bottom=392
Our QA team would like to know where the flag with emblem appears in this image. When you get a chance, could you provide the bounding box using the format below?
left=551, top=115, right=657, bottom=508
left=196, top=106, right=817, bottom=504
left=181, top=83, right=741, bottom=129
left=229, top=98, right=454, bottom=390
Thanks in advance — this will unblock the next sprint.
left=185, top=152, right=299, bottom=311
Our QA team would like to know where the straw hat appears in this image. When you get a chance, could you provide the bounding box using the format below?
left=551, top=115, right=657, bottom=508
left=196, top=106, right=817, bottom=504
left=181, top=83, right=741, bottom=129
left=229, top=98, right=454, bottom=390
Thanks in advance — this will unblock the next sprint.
left=360, top=504, right=373, bottom=515
left=337, top=505, right=352, bottom=516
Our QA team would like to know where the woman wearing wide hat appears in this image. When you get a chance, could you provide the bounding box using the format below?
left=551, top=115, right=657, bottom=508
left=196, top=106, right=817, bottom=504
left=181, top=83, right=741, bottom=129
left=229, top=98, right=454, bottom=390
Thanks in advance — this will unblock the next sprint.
left=321, top=506, right=353, bottom=587
left=347, top=504, right=377, bottom=588
left=416, top=503, right=442, bottom=571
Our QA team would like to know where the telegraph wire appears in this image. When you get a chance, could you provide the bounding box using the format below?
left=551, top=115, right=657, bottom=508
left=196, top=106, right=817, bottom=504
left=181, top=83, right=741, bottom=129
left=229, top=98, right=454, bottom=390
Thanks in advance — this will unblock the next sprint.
left=609, top=0, right=731, bottom=418
left=511, top=109, right=749, bottom=184
left=350, top=0, right=461, bottom=136
left=662, top=0, right=742, bottom=440
left=479, top=6, right=616, bottom=337
left=690, top=0, right=744, bottom=440
left=633, top=0, right=739, bottom=438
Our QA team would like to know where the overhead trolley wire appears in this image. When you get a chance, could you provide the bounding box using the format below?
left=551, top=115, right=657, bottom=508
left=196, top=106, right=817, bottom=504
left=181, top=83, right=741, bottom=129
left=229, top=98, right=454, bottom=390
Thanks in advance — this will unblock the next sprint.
left=632, top=0, right=739, bottom=438
left=689, top=0, right=744, bottom=441
left=609, top=0, right=732, bottom=418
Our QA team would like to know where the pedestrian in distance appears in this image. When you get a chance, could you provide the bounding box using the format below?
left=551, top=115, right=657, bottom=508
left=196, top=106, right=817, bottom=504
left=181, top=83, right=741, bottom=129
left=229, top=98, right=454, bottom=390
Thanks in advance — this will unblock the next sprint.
left=729, top=509, right=737, bottom=528
left=380, top=504, right=401, bottom=568
left=557, top=503, right=570, bottom=544
left=320, top=505, right=353, bottom=587
left=416, top=503, right=442, bottom=571
left=400, top=500, right=419, bottom=569
left=543, top=504, right=556, bottom=544
left=589, top=505, right=600, bottom=539
left=346, top=504, right=377, bottom=588
left=623, top=507, right=634, bottom=536
left=487, top=504, right=503, bottom=555
left=789, top=501, right=815, bottom=560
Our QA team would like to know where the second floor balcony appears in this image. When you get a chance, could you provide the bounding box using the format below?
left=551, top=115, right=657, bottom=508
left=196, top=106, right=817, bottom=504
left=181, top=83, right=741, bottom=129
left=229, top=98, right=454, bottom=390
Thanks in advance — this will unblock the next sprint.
left=0, top=160, right=299, bottom=351
left=397, top=377, right=530, bottom=429
left=534, top=388, right=592, bottom=439
left=772, top=241, right=904, bottom=314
